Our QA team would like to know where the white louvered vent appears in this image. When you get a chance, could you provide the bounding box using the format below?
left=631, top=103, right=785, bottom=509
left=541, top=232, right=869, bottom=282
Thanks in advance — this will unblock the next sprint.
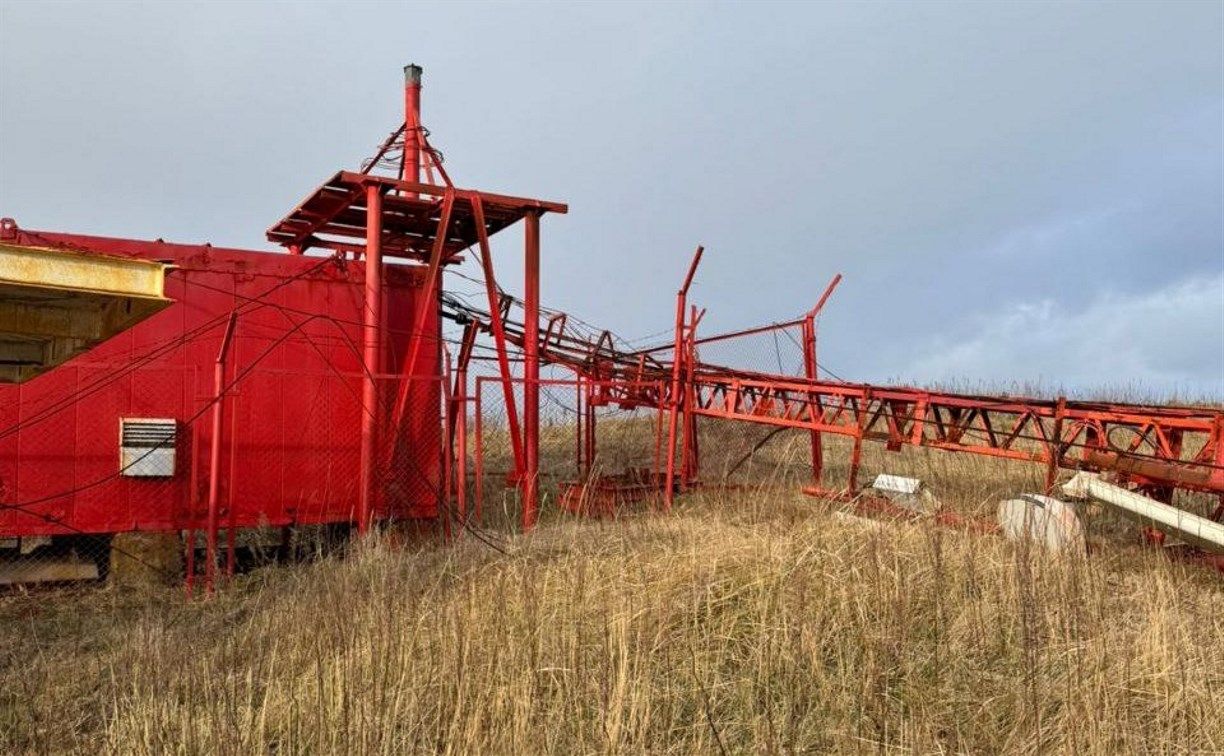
left=119, top=418, right=177, bottom=477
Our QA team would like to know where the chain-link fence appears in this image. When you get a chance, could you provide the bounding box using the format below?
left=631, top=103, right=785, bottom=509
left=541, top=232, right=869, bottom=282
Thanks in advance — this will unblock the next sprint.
left=0, top=305, right=456, bottom=592
left=466, top=365, right=666, bottom=523
left=0, top=260, right=851, bottom=593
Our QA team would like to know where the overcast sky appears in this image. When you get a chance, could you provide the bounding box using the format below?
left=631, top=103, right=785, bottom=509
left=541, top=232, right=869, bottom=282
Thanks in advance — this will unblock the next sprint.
left=1, top=1, right=1221, bottom=399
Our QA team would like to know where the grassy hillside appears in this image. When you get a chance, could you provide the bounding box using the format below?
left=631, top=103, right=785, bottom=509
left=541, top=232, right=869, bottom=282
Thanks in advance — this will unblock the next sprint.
left=2, top=484, right=1221, bottom=754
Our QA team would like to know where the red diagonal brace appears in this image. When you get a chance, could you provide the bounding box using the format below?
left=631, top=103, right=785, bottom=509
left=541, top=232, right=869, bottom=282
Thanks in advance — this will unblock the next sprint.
left=470, top=194, right=525, bottom=477
left=390, top=189, right=455, bottom=430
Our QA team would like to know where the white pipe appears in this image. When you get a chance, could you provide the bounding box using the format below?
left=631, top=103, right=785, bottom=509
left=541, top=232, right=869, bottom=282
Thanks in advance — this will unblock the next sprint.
left=1062, top=472, right=1224, bottom=554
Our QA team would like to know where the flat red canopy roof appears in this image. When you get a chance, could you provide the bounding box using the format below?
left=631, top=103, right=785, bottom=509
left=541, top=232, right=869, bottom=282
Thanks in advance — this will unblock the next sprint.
left=267, top=171, right=567, bottom=260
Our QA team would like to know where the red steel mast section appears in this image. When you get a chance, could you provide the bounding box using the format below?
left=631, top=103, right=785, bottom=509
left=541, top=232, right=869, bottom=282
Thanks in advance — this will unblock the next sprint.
left=266, top=65, right=567, bottom=533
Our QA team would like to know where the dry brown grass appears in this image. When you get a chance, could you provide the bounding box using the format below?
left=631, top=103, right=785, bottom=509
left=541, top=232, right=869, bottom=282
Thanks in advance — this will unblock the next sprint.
left=3, top=465, right=1222, bottom=754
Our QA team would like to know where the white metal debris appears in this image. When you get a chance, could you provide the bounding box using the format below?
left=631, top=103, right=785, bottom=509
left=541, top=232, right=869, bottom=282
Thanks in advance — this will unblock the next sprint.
left=1062, top=472, right=1224, bottom=555
left=997, top=494, right=1085, bottom=553
left=869, top=474, right=938, bottom=514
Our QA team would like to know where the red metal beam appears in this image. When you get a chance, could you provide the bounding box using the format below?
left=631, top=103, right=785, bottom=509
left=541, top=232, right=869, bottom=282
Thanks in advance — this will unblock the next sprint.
left=522, top=211, right=541, bottom=530
left=402, top=64, right=422, bottom=189
left=338, top=172, right=568, bottom=214
left=205, top=312, right=238, bottom=595
left=389, top=189, right=455, bottom=430
left=664, top=246, right=703, bottom=510
left=470, top=194, right=525, bottom=477
left=358, top=184, right=384, bottom=535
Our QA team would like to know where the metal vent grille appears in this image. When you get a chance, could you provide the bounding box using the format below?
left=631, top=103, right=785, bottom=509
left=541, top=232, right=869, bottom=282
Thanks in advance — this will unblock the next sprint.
left=119, top=418, right=177, bottom=477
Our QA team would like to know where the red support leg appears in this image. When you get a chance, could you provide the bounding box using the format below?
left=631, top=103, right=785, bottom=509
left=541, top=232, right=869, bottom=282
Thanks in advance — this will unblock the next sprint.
left=682, top=308, right=701, bottom=488
left=663, top=246, right=703, bottom=510
left=1210, top=415, right=1224, bottom=494
left=456, top=364, right=469, bottom=526
left=205, top=313, right=237, bottom=595
left=846, top=391, right=868, bottom=495
left=1045, top=397, right=1067, bottom=493
left=585, top=380, right=597, bottom=477
left=389, top=190, right=454, bottom=430
left=801, top=318, right=824, bottom=488
left=575, top=374, right=584, bottom=476
left=402, top=64, right=422, bottom=187
left=225, top=393, right=240, bottom=580
left=441, top=351, right=454, bottom=540
left=358, top=184, right=384, bottom=535
left=471, top=196, right=525, bottom=478
left=185, top=422, right=199, bottom=598
left=522, top=211, right=541, bottom=531
left=474, top=383, right=484, bottom=526
left=801, top=275, right=840, bottom=491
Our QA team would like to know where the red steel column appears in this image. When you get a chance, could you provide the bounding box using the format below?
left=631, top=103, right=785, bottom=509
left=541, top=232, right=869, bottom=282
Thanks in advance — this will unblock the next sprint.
left=358, top=184, right=383, bottom=534
left=1045, top=396, right=1067, bottom=493
left=474, top=381, right=485, bottom=525
left=185, top=423, right=199, bottom=597
left=441, top=351, right=454, bottom=540
left=681, top=307, right=701, bottom=487
left=847, top=389, right=869, bottom=494
left=585, top=380, right=597, bottom=476
left=802, top=274, right=840, bottom=492
left=403, top=64, right=422, bottom=187
left=456, top=364, right=469, bottom=524
left=663, top=246, right=703, bottom=510
left=575, top=374, right=584, bottom=476
left=523, top=211, right=541, bottom=530
left=1210, top=415, right=1224, bottom=496
left=205, top=313, right=237, bottom=595
left=801, top=318, right=823, bottom=488
left=471, top=197, right=525, bottom=475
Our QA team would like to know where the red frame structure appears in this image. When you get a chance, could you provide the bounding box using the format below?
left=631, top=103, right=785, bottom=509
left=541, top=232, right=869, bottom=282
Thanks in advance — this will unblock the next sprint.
left=441, top=251, right=1224, bottom=516
left=0, top=64, right=569, bottom=591
left=0, top=228, right=437, bottom=527
left=264, top=64, right=566, bottom=534
left=1, top=63, right=1219, bottom=590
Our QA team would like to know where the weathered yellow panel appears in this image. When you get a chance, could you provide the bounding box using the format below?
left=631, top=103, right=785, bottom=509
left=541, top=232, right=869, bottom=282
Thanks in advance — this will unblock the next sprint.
left=0, top=242, right=167, bottom=297
left=0, top=243, right=172, bottom=383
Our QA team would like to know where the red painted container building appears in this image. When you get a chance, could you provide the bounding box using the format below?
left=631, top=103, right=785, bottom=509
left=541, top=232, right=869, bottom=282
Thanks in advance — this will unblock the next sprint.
left=0, top=65, right=567, bottom=584
left=0, top=225, right=442, bottom=539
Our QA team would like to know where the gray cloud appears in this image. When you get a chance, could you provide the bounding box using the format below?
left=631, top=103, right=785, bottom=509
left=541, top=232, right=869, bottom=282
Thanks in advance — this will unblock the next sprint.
left=901, top=271, right=1224, bottom=400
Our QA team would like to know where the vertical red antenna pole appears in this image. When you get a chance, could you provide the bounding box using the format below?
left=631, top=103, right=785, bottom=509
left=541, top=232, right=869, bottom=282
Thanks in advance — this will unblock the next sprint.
left=474, top=379, right=485, bottom=526
left=185, top=422, right=199, bottom=598
left=585, top=379, right=597, bottom=476
left=403, top=64, right=422, bottom=191
left=456, top=367, right=468, bottom=525
left=1209, top=415, right=1224, bottom=496
left=522, top=211, right=541, bottom=530
left=663, top=246, right=703, bottom=510
left=847, top=389, right=869, bottom=494
left=682, top=306, right=702, bottom=487
left=442, top=350, right=454, bottom=541
left=1045, top=396, right=1067, bottom=493
left=679, top=306, right=695, bottom=488
left=803, top=274, right=841, bottom=490
left=453, top=324, right=476, bottom=526
left=358, top=184, right=384, bottom=535
left=575, top=373, right=584, bottom=476
left=471, top=197, right=525, bottom=476
left=653, top=385, right=666, bottom=490
left=388, top=190, right=454, bottom=430
left=801, top=318, right=822, bottom=487
left=225, top=398, right=239, bottom=579
left=205, top=312, right=237, bottom=595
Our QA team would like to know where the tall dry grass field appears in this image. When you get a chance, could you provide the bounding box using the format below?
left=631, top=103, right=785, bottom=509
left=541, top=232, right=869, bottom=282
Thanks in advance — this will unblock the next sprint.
left=2, top=446, right=1222, bottom=753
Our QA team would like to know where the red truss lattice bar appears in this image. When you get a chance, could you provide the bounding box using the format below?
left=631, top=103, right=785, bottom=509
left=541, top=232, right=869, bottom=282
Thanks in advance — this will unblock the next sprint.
left=442, top=295, right=1224, bottom=497
left=686, top=372, right=1223, bottom=493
